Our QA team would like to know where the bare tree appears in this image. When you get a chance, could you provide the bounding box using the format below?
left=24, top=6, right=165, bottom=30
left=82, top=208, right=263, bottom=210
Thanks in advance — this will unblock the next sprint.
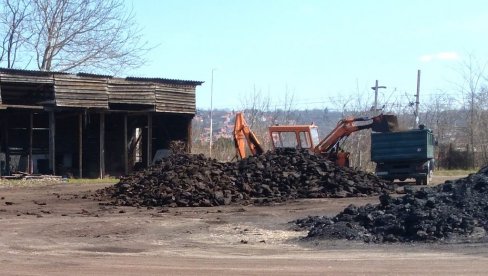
left=267, top=86, right=297, bottom=125
left=454, top=55, right=488, bottom=168
left=476, top=87, right=488, bottom=164
left=421, top=93, right=458, bottom=143
left=0, top=0, right=30, bottom=68
left=26, top=0, right=149, bottom=73
left=239, top=85, right=271, bottom=129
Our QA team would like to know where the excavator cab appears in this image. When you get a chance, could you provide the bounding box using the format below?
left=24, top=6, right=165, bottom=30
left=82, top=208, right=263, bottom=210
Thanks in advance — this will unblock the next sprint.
left=269, top=125, right=320, bottom=150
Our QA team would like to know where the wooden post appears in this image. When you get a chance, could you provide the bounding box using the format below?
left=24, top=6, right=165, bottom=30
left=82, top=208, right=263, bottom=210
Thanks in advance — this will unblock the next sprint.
left=49, top=111, right=55, bottom=175
left=187, top=117, right=192, bottom=153
left=2, top=117, right=8, bottom=176
left=147, top=114, right=152, bottom=167
left=0, top=118, right=2, bottom=177
left=123, top=114, right=128, bottom=175
left=78, top=113, right=83, bottom=178
left=28, top=111, right=33, bottom=174
left=99, top=113, right=105, bottom=179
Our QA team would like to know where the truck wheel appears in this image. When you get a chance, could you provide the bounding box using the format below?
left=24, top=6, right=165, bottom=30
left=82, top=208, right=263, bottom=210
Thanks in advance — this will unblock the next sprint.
left=415, top=178, right=422, bottom=185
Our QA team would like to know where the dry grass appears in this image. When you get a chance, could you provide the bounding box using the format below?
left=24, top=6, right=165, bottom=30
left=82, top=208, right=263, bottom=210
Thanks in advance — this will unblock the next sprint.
left=434, top=169, right=477, bottom=176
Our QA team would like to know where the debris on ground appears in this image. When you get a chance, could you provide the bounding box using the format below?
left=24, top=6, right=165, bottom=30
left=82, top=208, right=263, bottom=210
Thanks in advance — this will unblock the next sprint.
left=0, top=173, right=65, bottom=187
left=98, top=149, right=393, bottom=207
left=295, top=165, right=488, bottom=243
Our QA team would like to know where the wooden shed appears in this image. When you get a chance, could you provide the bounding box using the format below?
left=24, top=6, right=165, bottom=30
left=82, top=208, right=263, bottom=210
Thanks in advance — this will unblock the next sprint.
left=0, top=68, right=203, bottom=178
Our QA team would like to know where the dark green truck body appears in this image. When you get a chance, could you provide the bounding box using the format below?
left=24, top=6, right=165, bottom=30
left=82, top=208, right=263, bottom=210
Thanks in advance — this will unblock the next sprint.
left=371, top=127, right=435, bottom=185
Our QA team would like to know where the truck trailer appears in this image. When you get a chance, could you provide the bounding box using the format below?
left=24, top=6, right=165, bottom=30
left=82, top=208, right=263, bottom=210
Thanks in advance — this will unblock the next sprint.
left=371, top=125, right=435, bottom=185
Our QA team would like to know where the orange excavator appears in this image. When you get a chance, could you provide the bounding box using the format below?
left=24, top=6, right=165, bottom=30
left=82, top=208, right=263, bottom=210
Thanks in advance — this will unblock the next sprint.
left=233, top=112, right=265, bottom=159
left=234, top=112, right=398, bottom=166
left=268, top=114, right=398, bottom=166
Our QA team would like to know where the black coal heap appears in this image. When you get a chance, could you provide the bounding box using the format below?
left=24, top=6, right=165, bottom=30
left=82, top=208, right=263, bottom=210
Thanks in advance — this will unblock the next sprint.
left=98, top=149, right=392, bottom=207
left=296, top=165, right=488, bottom=243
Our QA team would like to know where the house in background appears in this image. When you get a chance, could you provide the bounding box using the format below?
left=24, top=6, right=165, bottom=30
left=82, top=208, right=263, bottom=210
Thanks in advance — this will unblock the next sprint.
left=0, top=68, right=203, bottom=178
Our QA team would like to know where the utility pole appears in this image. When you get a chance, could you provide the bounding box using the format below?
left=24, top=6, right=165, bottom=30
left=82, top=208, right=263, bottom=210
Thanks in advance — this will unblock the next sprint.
left=415, top=70, right=421, bottom=128
left=209, top=68, right=216, bottom=158
left=371, top=80, right=386, bottom=113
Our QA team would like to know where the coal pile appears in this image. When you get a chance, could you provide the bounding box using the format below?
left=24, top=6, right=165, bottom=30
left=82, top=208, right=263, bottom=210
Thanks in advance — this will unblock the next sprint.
left=237, top=148, right=392, bottom=200
left=101, top=153, right=246, bottom=207
left=297, top=166, right=488, bottom=243
left=99, top=148, right=393, bottom=207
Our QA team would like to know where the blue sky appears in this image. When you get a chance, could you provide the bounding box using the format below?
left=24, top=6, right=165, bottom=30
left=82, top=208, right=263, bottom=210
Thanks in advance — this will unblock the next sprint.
left=126, top=0, right=488, bottom=110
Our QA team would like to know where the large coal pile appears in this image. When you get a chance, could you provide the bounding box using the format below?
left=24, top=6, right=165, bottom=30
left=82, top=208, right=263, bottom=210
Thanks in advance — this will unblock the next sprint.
left=237, top=148, right=392, bottom=200
left=102, top=153, right=246, bottom=207
left=99, top=149, right=392, bottom=207
left=297, top=166, right=488, bottom=243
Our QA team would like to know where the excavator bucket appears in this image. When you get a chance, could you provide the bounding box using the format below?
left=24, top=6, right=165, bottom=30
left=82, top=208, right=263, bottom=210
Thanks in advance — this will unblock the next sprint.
left=371, top=114, right=399, bottom=132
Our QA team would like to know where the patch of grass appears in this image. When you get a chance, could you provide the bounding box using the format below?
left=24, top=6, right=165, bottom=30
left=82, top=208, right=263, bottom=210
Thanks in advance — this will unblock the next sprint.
left=435, top=169, right=477, bottom=176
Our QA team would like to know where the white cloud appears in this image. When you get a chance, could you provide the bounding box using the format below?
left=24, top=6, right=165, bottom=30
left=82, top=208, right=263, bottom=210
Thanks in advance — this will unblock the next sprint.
left=420, top=52, right=460, bottom=62
left=420, top=55, right=433, bottom=62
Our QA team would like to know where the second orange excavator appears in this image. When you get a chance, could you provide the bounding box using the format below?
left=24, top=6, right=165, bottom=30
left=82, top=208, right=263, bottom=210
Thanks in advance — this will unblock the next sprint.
left=233, top=112, right=398, bottom=167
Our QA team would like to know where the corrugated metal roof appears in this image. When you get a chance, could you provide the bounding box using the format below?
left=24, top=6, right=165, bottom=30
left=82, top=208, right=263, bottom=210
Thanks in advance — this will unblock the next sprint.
left=77, top=72, right=113, bottom=78
left=0, top=67, right=68, bottom=76
left=0, top=68, right=203, bottom=86
left=126, top=76, right=204, bottom=86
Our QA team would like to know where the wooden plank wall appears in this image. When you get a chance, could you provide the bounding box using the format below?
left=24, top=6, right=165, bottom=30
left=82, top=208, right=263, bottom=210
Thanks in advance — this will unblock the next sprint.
left=0, top=73, right=54, bottom=84
left=54, top=75, right=109, bottom=109
left=0, top=71, right=198, bottom=113
left=0, top=73, right=54, bottom=106
left=108, top=79, right=156, bottom=106
left=155, top=84, right=196, bottom=114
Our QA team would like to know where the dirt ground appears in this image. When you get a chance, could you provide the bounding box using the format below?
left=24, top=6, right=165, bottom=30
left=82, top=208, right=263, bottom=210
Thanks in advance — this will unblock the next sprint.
left=1, top=175, right=488, bottom=275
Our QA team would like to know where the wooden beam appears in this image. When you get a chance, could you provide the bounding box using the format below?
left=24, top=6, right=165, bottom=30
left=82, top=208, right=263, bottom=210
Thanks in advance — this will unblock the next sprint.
left=124, top=114, right=128, bottom=175
left=78, top=113, right=83, bottom=178
left=0, top=104, right=44, bottom=110
left=99, top=113, right=105, bottom=179
left=28, top=112, right=33, bottom=174
left=49, top=111, right=55, bottom=175
left=147, top=114, right=152, bottom=167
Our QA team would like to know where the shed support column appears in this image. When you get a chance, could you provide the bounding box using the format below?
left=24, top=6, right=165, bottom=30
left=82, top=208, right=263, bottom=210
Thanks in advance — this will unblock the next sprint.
left=78, top=113, right=83, bottom=178
left=48, top=111, right=55, bottom=175
left=187, top=117, right=192, bottom=153
left=2, top=118, right=9, bottom=176
left=147, top=114, right=152, bottom=167
left=28, top=112, right=33, bottom=174
left=99, top=113, right=105, bottom=179
left=123, top=114, right=128, bottom=175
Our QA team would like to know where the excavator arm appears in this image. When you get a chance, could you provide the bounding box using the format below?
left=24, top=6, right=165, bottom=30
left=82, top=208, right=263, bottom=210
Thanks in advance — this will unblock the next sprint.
left=233, top=112, right=265, bottom=159
left=314, top=114, right=398, bottom=154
